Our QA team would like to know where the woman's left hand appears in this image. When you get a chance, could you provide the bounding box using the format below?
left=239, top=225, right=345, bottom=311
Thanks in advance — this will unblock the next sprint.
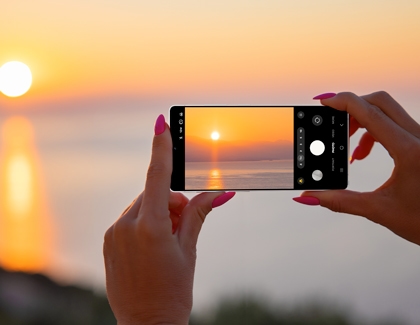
left=103, top=114, right=235, bottom=325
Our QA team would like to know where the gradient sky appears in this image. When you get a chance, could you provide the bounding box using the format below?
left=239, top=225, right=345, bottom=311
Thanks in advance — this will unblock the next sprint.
left=1, top=1, right=420, bottom=323
left=1, top=1, right=420, bottom=109
left=186, top=107, right=293, bottom=142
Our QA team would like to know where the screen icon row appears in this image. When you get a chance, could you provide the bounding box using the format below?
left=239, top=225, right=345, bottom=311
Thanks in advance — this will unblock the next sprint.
left=179, top=112, right=183, bottom=140
left=297, top=127, right=305, bottom=169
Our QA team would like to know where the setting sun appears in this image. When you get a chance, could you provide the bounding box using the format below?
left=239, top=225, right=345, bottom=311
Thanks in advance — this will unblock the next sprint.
left=211, top=131, right=220, bottom=140
left=0, top=61, right=32, bottom=97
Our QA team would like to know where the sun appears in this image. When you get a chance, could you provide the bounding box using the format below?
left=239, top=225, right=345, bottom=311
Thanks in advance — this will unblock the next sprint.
left=211, top=131, right=220, bottom=140
left=0, top=61, right=32, bottom=97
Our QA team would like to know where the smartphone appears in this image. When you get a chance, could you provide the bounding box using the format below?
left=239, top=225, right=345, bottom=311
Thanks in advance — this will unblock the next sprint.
left=170, top=106, right=348, bottom=191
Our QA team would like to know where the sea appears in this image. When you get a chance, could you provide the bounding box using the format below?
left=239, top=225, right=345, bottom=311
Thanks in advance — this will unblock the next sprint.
left=185, top=159, right=293, bottom=190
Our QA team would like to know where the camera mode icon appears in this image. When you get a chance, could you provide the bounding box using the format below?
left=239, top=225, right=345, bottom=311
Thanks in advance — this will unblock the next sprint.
left=312, top=115, right=323, bottom=126
left=312, top=170, right=323, bottom=181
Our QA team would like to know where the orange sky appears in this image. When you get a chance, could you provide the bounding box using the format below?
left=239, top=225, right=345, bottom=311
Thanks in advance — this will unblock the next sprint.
left=186, top=107, right=293, bottom=143
left=1, top=1, right=420, bottom=108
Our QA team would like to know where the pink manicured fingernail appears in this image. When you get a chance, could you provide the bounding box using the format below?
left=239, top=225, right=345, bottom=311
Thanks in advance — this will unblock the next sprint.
left=292, top=196, right=320, bottom=206
left=212, top=192, right=236, bottom=208
left=313, top=92, right=336, bottom=100
left=154, top=114, right=165, bottom=135
left=350, top=146, right=361, bottom=164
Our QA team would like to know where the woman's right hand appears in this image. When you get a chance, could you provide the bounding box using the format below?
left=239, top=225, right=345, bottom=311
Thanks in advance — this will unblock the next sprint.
left=295, top=91, right=420, bottom=246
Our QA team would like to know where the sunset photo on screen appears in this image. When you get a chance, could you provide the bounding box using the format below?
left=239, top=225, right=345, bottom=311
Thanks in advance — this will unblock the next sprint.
left=185, top=107, right=294, bottom=190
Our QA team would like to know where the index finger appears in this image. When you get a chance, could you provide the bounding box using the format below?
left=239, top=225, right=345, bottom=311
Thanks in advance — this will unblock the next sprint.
left=141, top=114, right=173, bottom=219
left=320, top=92, right=415, bottom=157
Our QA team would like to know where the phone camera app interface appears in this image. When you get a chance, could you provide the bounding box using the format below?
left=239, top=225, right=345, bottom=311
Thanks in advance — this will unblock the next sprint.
left=294, top=107, right=348, bottom=190
left=171, top=106, right=348, bottom=191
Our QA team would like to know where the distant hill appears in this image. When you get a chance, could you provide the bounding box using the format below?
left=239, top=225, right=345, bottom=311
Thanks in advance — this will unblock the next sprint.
left=0, top=268, right=408, bottom=325
left=0, top=267, right=115, bottom=325
left=186, top=136, right=293, bottom=162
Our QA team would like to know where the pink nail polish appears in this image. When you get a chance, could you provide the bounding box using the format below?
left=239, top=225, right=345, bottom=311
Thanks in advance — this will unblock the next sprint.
left=313, top=93, right=336, bottom=100
left=292, top=196, right=320, bottom=206
left=154, top=114, right=165, bottom=135
left=212, top=192, right=236, bottom=208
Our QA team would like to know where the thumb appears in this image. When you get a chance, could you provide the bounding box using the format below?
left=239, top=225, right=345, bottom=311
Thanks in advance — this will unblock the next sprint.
left=296, top=190, right=371, bottom=217
left=178, top=192, right=235, bottom=249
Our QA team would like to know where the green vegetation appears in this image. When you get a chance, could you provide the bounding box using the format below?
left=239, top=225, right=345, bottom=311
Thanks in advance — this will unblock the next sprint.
left=0, top=268, right=408, bottom=325
left=190, top=295, right=408, bottom=325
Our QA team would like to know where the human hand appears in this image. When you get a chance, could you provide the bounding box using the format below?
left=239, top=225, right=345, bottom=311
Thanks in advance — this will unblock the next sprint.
left=293, top=91, right=420, bottom=246
left=103, top=114, right=235, bottom=325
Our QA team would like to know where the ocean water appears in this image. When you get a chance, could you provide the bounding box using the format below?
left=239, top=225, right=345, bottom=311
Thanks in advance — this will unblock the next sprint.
left=185, top=159, right=293, bottom=190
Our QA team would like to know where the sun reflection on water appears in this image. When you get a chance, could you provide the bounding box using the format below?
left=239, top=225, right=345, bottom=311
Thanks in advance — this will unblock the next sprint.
left=0, top=116, right=52, bottom=272
left=207, top=168, right=224, bottom=190
left=7, top=154, right=33, bottom=216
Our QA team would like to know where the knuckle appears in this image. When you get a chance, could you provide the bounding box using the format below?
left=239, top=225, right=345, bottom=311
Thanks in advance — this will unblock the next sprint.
left=137, top=218, right=152, bottom=235
left=103, top=225, right=115, bottom=255
left=120, top=197, right=137, bottom=217
left=111, top=218, right=133, bottom=241
left=372, top=90, right=392, bottom=102
left=137, top=218, right=161, bottom=241
left=336, top=91, right=356, bottom=103
left=340, top=91, right=356, bottom=98
left=364, top=103, right=384, bottom=126
left=196, top=205, right=209, bottom=224
left=104, top=225, right=114, bottom=244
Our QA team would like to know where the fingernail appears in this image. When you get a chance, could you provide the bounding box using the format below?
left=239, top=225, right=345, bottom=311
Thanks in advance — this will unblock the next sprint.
left=154, top=114, right=165, bottom=135
left=212, top=192, right=236, bottom=208
left=292, top=196, right=320, bottom=206
left=313, top=92, right=336, bottom=100
left=350, top=146, right=361, bottom=164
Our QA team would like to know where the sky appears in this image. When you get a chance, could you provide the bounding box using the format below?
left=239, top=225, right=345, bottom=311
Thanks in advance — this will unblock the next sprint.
left=1, top=0, right=420, bottom=323
left=1, top=1, right=420, bottom=107
left=186, top=107, right=293, bottom=143
left=185, top=107, right=293, bottom=162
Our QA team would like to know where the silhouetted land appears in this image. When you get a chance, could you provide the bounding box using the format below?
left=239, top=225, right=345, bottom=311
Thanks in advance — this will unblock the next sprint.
left=190, top=295, right=408, bottom=325
left=0, top=268, right=408, bottom=325
left=0, top=268, right=115, bottom=325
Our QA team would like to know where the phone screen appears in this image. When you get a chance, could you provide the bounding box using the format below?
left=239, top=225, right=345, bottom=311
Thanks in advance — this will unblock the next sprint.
left=171, top=106, right=348, bottom=191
